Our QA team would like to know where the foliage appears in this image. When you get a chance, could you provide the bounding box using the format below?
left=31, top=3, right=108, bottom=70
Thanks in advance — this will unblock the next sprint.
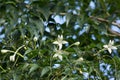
left=0, top=0, right=120, bottom=79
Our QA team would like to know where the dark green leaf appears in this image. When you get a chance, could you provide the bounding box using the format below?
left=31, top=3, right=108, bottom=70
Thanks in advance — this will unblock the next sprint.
left=40, top=66, right=51, bottom=77
left=29, top=64, right=39, bottom=74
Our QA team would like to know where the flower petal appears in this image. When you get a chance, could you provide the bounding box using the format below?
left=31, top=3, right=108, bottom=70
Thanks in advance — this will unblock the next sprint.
left=111, top=46, right=117, bottom=49
left=60, top=35, right=63, bottom=39
left=62, top=41, right=68, bottom=44
left=53, top=54, right=58, bottom=58
left=58, top=44, right=62, bottom=50
left=58, top=35, right=63, bottom=40
left=58, top=55, right=63, bottom=61
left=53, top=41, right=59, bottom=44
left=53, top=53, right=63, bottom=60
left=108, top=48, right=112, bottom=53
left=103, top=45, right=108, bottom=48
left=109, top=40, right=114, bottom=45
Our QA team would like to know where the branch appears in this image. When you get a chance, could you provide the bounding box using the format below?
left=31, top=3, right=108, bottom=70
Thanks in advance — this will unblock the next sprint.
left=90, top=16, right=120, bottom=28
left=108, top=28, right=120, bottom=36
left=53, top=13, right=120, bottom=28
left=52, top=12, right=120, bottom=36
left=51, top=12, right=120, bottom=27
left=90, top=16, right=120, bottom=36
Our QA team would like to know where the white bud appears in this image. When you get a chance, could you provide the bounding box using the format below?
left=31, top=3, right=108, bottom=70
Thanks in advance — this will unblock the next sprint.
left=1, top=49, right=10, bottom=53
left=77, top=57, right=84, bottom=62
left=74, top=42, right=80, bottom=46
left=79, top=57, right=83, bottom=61
left=79, top=69, right=83, bottom=74
left=33, top=36, right=38, bottom=42
left=10, top=54, right=16, bottom=62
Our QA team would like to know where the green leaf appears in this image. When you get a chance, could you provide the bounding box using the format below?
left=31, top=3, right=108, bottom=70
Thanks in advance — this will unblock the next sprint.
left=13, top=72, right=21, bottom=80
left=0, top=19, right=5, bottom=24
left=5, top=1, right=16, bottom=6
left=29, top=64, right=39, bottom=74
left=116, top=70, right=120, bottom=80
left=31, top=19, right=44, bottom=36
left=40, top=66, right=51, bottom=77
left=61, top=75, right=67, bottom=80
left=22, top=63, right=29, bottom=71
left=25, top=49, right=39, bottom=59
left=66, top=13, right=72, bottom=27
left=39, top=7, right=50, bottom=21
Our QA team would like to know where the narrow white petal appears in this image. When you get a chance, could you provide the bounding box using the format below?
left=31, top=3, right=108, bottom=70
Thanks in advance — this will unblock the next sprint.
left=53, top=54, right=58, bottom=58
left=62, top=41, right=68, bottom=44
left=58, top=55, right=63, bottom=61
left=111, top=40, right=114, bottom=45
left=53, top=53, right=63, bottom=60
left=58, top=35, right=63, bottom=40
left=108, top=48, right=112, bottom=53
left=53, top=41, right=59, bottom=44
left=109, top=40, right=114, bottom=45
left=103, top=45, right=108, bottom=48
left=60, top=35, right=63, bottom=39
left=58, top=35, right=60, bottom=38
left=111, top=46, right=117, bottom=49
left=109, top=40, right=112, bottom=43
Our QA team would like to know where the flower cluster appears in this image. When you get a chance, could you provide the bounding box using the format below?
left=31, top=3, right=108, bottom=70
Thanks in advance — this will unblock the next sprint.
left=52, top=34, right=118, bottom=61
left=53, top=35, right=80, bottom=60
left=53, top=35, right=68, bottom=60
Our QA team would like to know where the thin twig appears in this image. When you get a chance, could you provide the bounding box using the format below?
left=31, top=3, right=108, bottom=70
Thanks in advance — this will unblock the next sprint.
left=90, top=16, right=120, bottom=28
left=90, top=16, right=120, bottom=36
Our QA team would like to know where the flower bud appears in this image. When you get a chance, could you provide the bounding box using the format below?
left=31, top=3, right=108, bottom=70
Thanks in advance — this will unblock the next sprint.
left=79, top=57, right=83, bottom=61
left=33, top=36, right=38, bottom=42
left=1, top=49, right=10, bottom=53
left=77, top=57, right=84, bottom=62
left=79, top=69, right=83, bottom=74
left=10, top=54, right=16, bottom=62
left=74, top=42, right=80, bottom=46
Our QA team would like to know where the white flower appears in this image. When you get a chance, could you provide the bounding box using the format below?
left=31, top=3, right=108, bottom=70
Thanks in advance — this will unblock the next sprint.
left=74, top=42, right=80, bottom=46
left=53, top=35, right=68, bottom=50
left=53, top=49, right=63, bottom=60
left=103, top=40, right=117, bottom=53
left=10, top=54, right=16, bottom=62
left=53, top=53, right=63, bottom=61
left=1, top=49, right=10, bottom=53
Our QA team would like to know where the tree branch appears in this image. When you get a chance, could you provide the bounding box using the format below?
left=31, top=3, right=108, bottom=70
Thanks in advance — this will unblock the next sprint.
left=90, top=16, right=120, bottom=36
left=90, top=16, right=120, bottom=28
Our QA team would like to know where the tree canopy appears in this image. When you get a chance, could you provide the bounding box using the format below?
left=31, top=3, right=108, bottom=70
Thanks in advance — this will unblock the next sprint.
left=0, top=0, right=120, bottom=79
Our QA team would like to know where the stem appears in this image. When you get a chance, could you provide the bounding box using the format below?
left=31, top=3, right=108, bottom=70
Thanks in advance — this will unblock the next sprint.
left=94, top=48, right=106, bottom=56
left=65, top=44, right=75, bottom=50
left=0, top=66, right=6, bottom=72
left=16, top=52, right=24, bottom=58
left=14, top=45, right=25, bottom=57
left=116, top=45, right=120, bottom=47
